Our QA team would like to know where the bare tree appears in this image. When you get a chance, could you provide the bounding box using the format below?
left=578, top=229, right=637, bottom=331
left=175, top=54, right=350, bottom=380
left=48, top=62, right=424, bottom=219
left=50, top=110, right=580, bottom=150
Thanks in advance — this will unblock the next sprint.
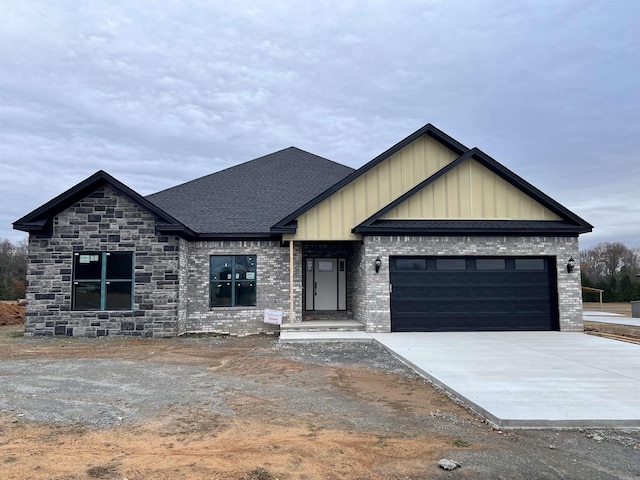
left=0, top=238, right=27, bottom=300
left=581, top=242, right=638, bottom=282
left=581, top=242, right=640, bottom=301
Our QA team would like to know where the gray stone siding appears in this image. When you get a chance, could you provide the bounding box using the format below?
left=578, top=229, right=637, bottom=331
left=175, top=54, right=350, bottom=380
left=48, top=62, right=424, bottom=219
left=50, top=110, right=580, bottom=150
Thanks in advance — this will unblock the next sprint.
left=25, top=186, right=180, bottom=337
left=178, top=240, right=302, bottom=335
left=359, top=235, right=583, bottom=333
left=350, top=241, right=368, bottom=325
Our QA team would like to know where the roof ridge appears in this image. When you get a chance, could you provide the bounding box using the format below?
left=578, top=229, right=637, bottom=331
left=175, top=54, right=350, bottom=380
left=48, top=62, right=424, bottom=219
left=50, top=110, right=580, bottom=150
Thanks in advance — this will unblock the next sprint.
left=147, top=147, right=350, bottom=199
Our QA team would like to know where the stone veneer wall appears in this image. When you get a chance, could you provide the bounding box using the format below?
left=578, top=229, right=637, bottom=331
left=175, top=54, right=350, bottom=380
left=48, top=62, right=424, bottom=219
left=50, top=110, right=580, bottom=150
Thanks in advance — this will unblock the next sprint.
left=178, top=240, right=302, bottom=335
left=25, top=186, right=180, bottom=337
left=359, top=235, right=583, bottom=333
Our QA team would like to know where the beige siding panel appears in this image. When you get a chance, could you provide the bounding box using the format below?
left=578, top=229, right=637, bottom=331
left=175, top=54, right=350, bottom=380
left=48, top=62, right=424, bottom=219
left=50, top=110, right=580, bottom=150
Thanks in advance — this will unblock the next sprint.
left=382, top=159, right=563, bottom=221
left=397, top=198, right=410, bottom=217
left=354, top=177, right=367, bottom=223
left=342, top=184, right=355, bottom=238
left=389, top=153, right=403, bottom=200
left=306, top=207, right=318, bottom=238
left=433, top=176, right=447, bottom=217
left=458, top=160, right=472, bottom=217
left=413, top=140, right=426, bottom=184
left=286, top=133, right=462, bottom=240
left=408, top=192, right=422, bottom=217
left=446, top=171, right=459, bottom=217
left=330, top=195, right=342, bottom=239
left=494, top=177, right=508, bottom=218
left=481, top=167, right=494, bottom=217
left=297, top=214, right=308, bottom=238
left=401, top=145, right=414, bottom=190
left=317, top=200, right=331, bottom=238
left=378, top=161, right=391, bottom=207
left=470, top=160, right=484, bottom=217
left=365, top=170, right=379, bottom=217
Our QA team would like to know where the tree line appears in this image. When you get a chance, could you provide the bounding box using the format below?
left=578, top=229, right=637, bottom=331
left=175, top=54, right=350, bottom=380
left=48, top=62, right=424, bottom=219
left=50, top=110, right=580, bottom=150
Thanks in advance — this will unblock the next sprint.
left=0, top=238, right=27, bottom=300
left=581, top=242, right=640, bottom=302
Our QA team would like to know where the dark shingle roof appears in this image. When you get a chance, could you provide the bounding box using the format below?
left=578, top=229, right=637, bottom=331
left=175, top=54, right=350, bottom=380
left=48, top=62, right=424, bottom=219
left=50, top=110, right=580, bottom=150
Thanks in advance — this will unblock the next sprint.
left=147, top=147, right=354, bottom=236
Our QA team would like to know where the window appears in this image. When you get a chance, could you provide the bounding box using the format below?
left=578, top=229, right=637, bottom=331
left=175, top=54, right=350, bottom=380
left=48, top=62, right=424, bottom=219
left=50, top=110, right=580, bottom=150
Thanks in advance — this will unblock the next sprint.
left=73, top=252, right=134, bottom=310
left=436, top=258, right=467, bottom=270
left=515, top=258, right=545, bottom=271
left=394, top=258, right=427, bottom=271
left=476, top=258, right=506, bottom=271
left=210, top=255, right=257, bottom=307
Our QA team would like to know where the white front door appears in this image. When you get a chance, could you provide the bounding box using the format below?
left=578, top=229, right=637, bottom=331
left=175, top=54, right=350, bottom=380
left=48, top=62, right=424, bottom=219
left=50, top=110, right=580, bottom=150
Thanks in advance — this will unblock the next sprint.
left=304, top=257, right=347, bottom=311
left=314, top=258, right=338, bottom=310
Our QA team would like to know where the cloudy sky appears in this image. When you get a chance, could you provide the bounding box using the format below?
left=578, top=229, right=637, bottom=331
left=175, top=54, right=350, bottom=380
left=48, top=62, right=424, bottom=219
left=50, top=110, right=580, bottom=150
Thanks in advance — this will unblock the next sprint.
left=1, top=0, right=638, bottom=248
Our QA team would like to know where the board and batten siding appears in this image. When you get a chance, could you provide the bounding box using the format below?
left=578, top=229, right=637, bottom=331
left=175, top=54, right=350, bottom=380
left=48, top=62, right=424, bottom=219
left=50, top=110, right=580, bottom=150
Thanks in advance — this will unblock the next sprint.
left=284, top=135, right=563, bottom=242
left=285, top=134, right=459, bottom=241
left=382, top=159, right=562, bottom=220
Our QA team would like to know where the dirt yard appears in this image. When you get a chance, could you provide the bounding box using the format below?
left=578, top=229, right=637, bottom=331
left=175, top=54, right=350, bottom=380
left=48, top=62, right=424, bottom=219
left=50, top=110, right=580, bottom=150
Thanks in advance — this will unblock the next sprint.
left=1, top=325, right=639, bottom=479
left=0, top=301, right=25, bottom=326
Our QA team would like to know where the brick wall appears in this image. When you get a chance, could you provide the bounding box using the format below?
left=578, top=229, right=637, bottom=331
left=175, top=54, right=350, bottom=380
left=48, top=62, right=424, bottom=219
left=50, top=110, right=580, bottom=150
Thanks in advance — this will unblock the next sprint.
left=178, top=240, right=301, bottom=335
left=359, top=235, right=583, bottom=332
left=350, top=241, right=368, bottom=325
left=25, top=186, right=180, bottom=337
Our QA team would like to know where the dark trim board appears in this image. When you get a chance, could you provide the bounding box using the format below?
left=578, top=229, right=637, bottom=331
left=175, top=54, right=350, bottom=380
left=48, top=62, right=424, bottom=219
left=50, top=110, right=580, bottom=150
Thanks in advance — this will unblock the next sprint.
left=390, top=256, right=559, bottom=332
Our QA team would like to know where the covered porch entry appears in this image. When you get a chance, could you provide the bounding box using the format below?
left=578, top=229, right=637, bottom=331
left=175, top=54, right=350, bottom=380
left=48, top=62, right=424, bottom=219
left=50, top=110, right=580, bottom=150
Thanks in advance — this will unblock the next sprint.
left=297, top=242, right=363, bottom=328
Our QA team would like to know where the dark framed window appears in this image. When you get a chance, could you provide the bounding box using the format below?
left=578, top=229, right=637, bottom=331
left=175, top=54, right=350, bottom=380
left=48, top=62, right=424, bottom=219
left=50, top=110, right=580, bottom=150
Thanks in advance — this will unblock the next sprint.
left=436, top=258, right=467, bottom=271
left=73, top=252, right=134, bottom=310
left=394, top=258, right=427, bottom=271
left=210, top=255, right=257, bottom=307
left=476, top=258, right=506, bottom=271
left=515, top=258, right=546, bottom=271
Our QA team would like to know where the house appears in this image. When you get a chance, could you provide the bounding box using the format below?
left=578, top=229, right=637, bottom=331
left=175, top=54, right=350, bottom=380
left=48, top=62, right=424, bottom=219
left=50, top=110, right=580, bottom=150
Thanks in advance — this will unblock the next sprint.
left=13, top=124, right=592, bottom=337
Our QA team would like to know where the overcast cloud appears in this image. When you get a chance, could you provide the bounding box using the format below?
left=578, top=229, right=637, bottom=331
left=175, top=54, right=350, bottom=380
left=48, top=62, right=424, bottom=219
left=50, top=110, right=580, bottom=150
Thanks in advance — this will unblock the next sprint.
left=1, top=0, right=638, bottom=248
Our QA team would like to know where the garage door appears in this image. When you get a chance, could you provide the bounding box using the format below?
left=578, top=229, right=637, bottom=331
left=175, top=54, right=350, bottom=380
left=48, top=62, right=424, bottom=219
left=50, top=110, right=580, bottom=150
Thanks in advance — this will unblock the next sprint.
left=390, top=256, right=558, bottom=332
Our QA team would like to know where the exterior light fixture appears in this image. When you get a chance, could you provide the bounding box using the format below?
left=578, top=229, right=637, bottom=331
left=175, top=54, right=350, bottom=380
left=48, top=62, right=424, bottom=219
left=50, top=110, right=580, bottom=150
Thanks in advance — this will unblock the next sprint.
left=566, top=257, right=575, bottom=273
left=374, top=256, right=382, bottom=273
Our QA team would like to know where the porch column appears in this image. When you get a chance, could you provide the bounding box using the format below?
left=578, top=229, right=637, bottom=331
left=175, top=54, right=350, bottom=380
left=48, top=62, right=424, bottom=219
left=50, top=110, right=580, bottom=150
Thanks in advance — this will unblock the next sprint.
left=289, top=240, right=294, bottom=324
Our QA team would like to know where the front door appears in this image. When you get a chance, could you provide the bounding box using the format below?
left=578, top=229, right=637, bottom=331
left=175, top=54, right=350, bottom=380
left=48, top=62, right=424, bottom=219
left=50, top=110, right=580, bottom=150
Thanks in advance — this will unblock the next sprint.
left=305, top=257, right=346, bottom=311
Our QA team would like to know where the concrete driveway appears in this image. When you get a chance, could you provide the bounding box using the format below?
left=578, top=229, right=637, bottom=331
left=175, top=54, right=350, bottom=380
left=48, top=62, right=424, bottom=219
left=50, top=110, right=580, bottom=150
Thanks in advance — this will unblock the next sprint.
left=370, top=331, right=640, bottom=428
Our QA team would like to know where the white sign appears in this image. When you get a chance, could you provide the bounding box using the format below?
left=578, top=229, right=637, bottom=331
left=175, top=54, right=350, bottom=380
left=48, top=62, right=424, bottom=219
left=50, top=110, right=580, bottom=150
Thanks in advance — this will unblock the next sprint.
left=263, top=309, right=283, bottom=325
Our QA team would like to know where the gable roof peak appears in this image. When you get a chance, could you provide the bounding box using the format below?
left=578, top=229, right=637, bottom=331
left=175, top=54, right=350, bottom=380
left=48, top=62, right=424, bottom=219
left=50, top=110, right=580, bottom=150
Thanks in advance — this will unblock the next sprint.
left=13, top=170, right=187, bottom=235
left=271, top=122, right=470, bottom=232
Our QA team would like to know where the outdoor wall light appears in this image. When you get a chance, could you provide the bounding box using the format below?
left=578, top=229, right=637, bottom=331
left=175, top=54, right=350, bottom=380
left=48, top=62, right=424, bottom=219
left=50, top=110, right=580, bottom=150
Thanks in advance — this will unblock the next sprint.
left=374, top=256, right=382, bottom=273
left=566, top=257, right=576, bottom=273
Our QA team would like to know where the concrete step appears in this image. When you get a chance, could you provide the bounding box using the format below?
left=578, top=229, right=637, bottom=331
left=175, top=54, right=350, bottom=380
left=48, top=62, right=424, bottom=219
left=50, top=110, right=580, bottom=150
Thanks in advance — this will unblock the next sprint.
left=280, top=320, right=365, bottom=332
left=279, top=330, right=373, bottom=343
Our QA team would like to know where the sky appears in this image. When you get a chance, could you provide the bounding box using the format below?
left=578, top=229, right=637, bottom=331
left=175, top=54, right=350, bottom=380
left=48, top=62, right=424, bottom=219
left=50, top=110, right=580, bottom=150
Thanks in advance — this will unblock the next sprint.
left=1, top=0, right=638, bottom=249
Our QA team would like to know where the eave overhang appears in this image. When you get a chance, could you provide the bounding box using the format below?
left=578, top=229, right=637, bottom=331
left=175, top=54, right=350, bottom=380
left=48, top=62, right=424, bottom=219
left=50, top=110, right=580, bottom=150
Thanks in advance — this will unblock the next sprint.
left=353, top=220, right=590, bottom=236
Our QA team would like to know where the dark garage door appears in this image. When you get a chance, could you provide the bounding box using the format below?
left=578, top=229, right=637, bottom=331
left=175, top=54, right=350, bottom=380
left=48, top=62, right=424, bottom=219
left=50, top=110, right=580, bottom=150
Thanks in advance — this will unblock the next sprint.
left=390, top=256, right=558, bottom=332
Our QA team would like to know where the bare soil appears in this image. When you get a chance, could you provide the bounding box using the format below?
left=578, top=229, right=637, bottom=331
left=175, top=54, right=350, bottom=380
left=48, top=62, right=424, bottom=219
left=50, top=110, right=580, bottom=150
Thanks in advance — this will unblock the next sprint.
left=1, top=326, right=639, bottom=479
left=0, top=301, right=25, bottom=326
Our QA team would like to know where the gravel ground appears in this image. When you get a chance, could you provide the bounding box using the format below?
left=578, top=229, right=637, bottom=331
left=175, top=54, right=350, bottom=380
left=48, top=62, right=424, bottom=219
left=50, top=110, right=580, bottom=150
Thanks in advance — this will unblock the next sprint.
left=1, top=332, right=640, bottom=479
